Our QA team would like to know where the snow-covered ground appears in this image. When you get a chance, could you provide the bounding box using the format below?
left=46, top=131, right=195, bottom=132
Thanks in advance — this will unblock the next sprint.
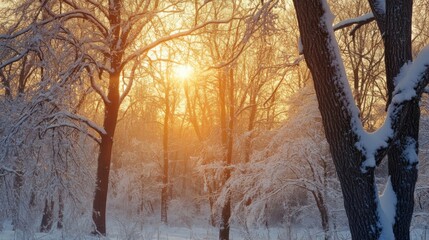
left=1, top=218, right=429, bottom=239
left=0, top=219, right=339, bottom=240
left=0, top=220, right=429, bottom=240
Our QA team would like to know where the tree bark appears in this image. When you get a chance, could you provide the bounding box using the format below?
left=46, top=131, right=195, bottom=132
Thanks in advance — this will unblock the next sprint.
left=292, top=1, right=381, bottom=239
left=293, top=0, right=426, bottom=239
left=91, top=0, right=122, bottom=235
left=161, top=83, right=170, bottom=224
left=219, top=69, right=234, bottom=240
left=312, top=191, right=330, bottom=240
left=57, top=191, right=64, bottom=229
left=0, top=69, right=11, bottom=98
left=383, top=1, right=417, bottom=239
left=92, top=69, right=120, bottom=234
left=40, top=198, right=54, bottom=232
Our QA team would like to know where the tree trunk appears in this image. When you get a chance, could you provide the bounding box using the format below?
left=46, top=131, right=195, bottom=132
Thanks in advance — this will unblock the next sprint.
left=0, top=69, right=11, bottom=98
left=219, top=69, right=234, bottom=240
left=292, top=1, right=381, bottom=239
left=92, top=70, right=120, bottom=235
left=161, top=84, right=170, bottom=224
left=40, top=198, right=54, bottom=232
left=384, top=1, right=417, bottom=239
left=244, top=96, right=257, bottom=163
left=312, top=191, right=330, bottom=240
left=91, top=0, right=122, bottom=235
left=57, top=191, right=64, bottom=229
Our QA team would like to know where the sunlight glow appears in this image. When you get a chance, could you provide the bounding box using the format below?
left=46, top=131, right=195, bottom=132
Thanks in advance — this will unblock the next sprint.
left=173, top=64, right=194, bottom=81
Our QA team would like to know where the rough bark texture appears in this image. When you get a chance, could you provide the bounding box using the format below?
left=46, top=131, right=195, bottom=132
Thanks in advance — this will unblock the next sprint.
left=383, top=1, right=417, bottom=239
left=388, top=103, right=418, bottom=240
left=292, top=1, right=381, bottom=239
left=293, top=0, right=424, bottom=239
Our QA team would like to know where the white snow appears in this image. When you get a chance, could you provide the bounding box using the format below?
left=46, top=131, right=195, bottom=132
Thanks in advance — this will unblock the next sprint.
left=378, top=177, right=397, bottom=240
left=403, top=137, right=418, bottom=165
left=357, top=117, right=393, bottom=170
left=333, top=12, right=374, bottom=30
left=320, top=1, right=378, bottom=170
left=392, top=46, right=429, bottom=104
left=357, top=44, right=429, bottom=170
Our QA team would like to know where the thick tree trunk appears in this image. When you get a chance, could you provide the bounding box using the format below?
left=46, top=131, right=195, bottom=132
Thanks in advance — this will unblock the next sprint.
left=91, top=0, right=122, bottom=235
left=388, top=107, right=418, bottom=240
left=384, top=1, right=417, bottom=239
left=293, top=0, right=424, bottom=239
left=292, top=1, right=381, bottom=239
left=92, top=134, right=114, bottom=235
left=92, top=70, right=120, bottom=235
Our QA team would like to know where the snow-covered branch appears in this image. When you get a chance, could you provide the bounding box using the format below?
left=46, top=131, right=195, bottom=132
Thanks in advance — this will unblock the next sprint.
left=0, top=49, right=30, bottom=69
left=87, top=67, right=110, bottom=104
left=0, top=9, right=108, bottom=41
left=58, top=111, right=107, bottom=137
left=63, top=0, right=109, bottom=19
left=0, top=166, right=23, bottom=177
left=43, top=123, right=101, bottom=144
left=358, top=46, right=429, bottom=169
left=333, top=13, right=375, bottom=36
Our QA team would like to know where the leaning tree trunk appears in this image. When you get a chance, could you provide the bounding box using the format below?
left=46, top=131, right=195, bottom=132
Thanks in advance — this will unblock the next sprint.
left=292, top=1, right=382, bottom=239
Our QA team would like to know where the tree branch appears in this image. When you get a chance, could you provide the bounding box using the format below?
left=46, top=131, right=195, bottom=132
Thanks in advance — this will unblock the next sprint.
left=333, top=13, right=375, bottom=36
left=121, top=17, right=239, bottom=69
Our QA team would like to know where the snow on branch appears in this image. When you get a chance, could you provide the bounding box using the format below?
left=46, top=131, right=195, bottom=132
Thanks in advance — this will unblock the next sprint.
left=358, top=46, right=429, bottom=169
left=86, top=67, right=110, bottom=104
left=58, top=111, right=107, bottom=136
left=0, top=49, right=30, bottom=69
left=43, top=123, right=101, bottom=144
left=316, top=1, right=429, bottom=171
left=333, top=13, right=375, bottom=36
left=0, top=166, right=23, bottom=177
left=0, top=10, right=108, bottom=40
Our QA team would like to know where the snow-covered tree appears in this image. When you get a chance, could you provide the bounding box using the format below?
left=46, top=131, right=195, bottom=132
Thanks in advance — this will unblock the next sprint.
left=225, top=85, right=343, bottom=239
left=292, top=0, right=429, bottom=239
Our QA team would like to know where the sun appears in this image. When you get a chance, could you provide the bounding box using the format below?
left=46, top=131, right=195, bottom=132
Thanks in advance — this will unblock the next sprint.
left=173, top=64, right=194, bottom=81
